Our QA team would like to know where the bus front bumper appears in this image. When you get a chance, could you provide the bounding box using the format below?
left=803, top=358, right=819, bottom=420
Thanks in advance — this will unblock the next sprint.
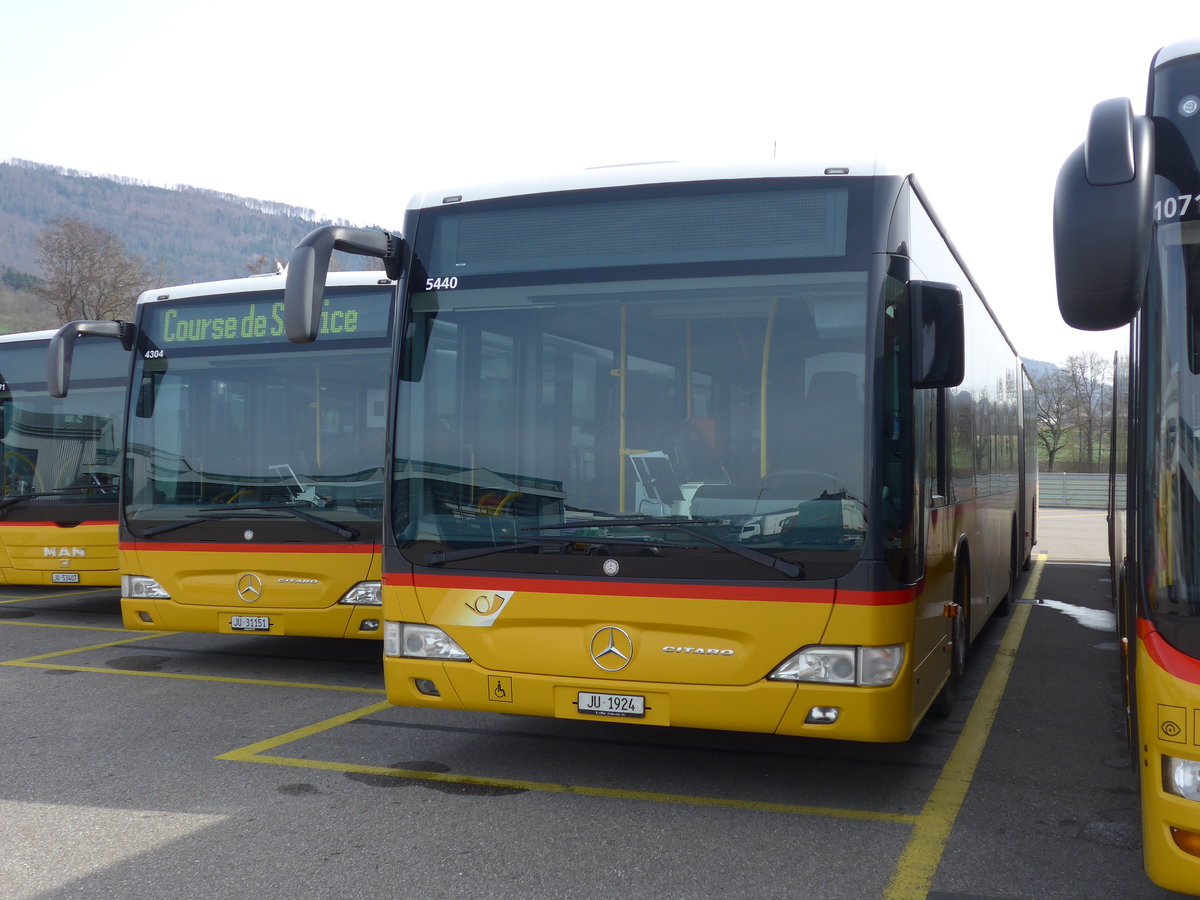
left=383, top=657, right=918, bottom=742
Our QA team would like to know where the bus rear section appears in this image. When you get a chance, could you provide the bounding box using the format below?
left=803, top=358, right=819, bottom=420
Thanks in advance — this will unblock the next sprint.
left=0, top=330, right=125, bottom=586
left=53, top=271, right=395, bottom=638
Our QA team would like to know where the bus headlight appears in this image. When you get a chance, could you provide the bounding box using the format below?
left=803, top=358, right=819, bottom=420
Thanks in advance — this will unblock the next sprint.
left=1164, top=755, right=1200, bottom=802
left=383, top=622, right=470, bottom=661
left=338, top=581, right=382, bottom=606
left=122, top=575, right=170, bottom=599
left=769, top=644, right=904, bottom=686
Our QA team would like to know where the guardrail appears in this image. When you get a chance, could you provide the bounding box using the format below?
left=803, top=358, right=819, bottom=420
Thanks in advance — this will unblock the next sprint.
left=1037, top=472, right=1125, bottom=509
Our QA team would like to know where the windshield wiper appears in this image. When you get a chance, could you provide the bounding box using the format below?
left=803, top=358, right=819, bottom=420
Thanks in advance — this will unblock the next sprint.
left=532, top=519, right=804, bottom=579
left=640, top=523, right=803, bottom=578
left=423, top=535, right=674, bottom=567
left=139, top=504, right=358, bottom=540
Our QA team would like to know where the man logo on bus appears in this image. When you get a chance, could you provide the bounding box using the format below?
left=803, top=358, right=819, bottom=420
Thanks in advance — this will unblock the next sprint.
left=237, top=573, right=263, bottom=603
left=590, top=626, right=634, bottom=672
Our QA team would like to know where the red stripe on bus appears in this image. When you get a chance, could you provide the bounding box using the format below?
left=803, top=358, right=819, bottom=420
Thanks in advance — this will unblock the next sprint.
left=121, top=541, right=380, bottom=555
left=383, top=571, right=915, bottom=606
left=1138, top=617, right=1200, bottom=685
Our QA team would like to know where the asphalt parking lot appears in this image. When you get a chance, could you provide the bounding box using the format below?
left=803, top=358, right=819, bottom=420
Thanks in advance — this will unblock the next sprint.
left=0, top=508, right=1190, bottom=899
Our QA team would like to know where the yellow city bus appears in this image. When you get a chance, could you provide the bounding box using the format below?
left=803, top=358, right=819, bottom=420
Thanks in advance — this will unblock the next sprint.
left=1053, top=38, right=1200, bottom=894
left=287, top=162, right=1035, bottom=739
left=50, top=271, right=394, bottom=638
left=0, top=329, right=125, bottom=586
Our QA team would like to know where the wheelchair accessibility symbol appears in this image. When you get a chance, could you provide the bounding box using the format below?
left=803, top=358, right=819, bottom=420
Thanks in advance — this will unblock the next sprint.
left=489, top=676, right=512, bottom=703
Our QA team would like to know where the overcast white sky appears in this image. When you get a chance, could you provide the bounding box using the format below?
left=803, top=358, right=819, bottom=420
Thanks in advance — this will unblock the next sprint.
left=3, top=0, right=1194, bottom=364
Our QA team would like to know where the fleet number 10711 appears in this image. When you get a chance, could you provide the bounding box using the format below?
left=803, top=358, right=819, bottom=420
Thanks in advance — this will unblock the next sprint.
left=1155, top=194, right=1200, bottom=221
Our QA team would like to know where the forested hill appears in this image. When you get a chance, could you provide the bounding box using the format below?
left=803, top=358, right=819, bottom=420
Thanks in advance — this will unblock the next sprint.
left=0, top=158, right=354, bottom=284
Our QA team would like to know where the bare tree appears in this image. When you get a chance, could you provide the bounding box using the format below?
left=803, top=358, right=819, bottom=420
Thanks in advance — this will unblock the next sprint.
left=32, top=215, right=166, bottom=322
left=246, top=254, right=284, bottom=275
left=1063, top=351, right=1112, bottom=471
left=1033, top=367, right=1073, bottom=472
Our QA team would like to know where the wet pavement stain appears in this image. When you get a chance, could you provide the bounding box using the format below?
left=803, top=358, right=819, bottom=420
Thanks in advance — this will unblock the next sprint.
left=278, top=783, right=325, bottom=796
left=345, top=760, right=526, bottom=796
left=105, top=655, right=171, bottom=671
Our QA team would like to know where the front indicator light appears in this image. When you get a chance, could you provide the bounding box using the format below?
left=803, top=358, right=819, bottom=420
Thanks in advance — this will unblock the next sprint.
left=859, top=645, right=905, bottom=686
left=769, top=644, right=905, bottom=686
left=122, top=575, right=170, bottom=599
left=338, top=581, right=382, bottom=605
left=1164, top=755, right=1200, bottom=802
left=383, top=621, right=470, bottom=661
left=358, top=619, right=380, bottom=632
left=1172, top=827, right=1200, bottom=858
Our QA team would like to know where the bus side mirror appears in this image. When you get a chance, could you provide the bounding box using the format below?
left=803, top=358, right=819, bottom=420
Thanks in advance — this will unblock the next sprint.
left=48, top=320, right=134, bottom=398
left=910, top=281, right=964, bottom=389
left=1053, top=97, right=1154, bottom=331
left=284, top=226, right=403, bottom=343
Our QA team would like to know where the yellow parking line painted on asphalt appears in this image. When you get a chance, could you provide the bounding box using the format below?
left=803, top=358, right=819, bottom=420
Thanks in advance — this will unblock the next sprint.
left=0, top=620, right=133, bottom=633
left=218, top=703, right=920, bottom=825
left=882, top=554, right=1046, bottom=900
left=0, top=588, right=118, bottom=604
left=1, top=631, right=167, bottom=662
left=3, top=660, right=385, bottom=694
left=247, top=750, right=922, bottom=823
left=217, top=700, right=394, bottom=757
left=2, top=632, right=384, bottom=693
left=208, top=560, right=1046, bottom=850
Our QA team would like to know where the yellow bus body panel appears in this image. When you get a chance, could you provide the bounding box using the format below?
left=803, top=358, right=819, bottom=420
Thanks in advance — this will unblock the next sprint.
left=1135, top=624, right=1200, bottom=894
left=383, top=575, right=931, bottom=741
left=0, top=521, right=119, bottom=587
left=119, top=542, right=382, bottom=639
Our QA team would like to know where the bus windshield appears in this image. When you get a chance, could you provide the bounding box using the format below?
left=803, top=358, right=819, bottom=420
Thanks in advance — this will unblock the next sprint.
left=124, top=286, right=392, bottom=542
left=1146, top=219, right=1200, bottom=651
left=0, top=336, right=124, bottom=504
left=394, top=179, right=875, bottom=579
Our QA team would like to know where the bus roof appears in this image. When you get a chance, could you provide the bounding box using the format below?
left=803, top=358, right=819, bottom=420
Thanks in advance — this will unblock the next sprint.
left=1153, top=38, right=1200, bottom=69
left=0, top=329, right=59, bottom=345
left=135, top=270, right=394, bottom=306
left=407, top=159, right=892, bottom=210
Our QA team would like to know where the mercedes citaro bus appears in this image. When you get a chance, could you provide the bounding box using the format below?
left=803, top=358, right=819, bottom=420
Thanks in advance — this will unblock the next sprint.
left=50, top=270, right=394, bottom=638
left=285, top=161, right=1035, bottom=741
